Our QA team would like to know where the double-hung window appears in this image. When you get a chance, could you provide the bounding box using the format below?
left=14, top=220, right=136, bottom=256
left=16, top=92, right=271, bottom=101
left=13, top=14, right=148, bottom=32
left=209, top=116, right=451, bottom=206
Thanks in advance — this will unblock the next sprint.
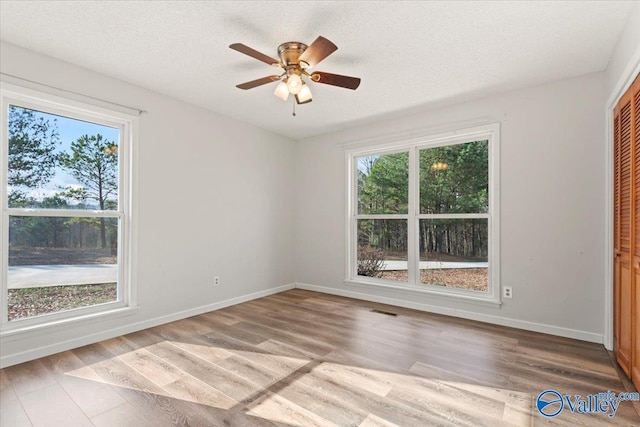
left=347, top=123, right=500, bottom=303
left=1, top=82, right=136, bottom=331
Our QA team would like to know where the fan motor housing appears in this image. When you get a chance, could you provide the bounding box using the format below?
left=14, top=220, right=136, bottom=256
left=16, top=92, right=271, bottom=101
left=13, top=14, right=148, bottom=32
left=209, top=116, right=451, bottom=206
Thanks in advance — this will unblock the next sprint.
left=277, top=42, right=308, bottom=67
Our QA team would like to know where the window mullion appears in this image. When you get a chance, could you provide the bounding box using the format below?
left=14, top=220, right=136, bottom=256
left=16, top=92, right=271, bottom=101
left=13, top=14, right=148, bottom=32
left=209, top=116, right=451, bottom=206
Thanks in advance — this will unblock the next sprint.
left=354, top=214, right=409, bottom=220
left=6, top=209, right=123, bottom=218
left=407, top=147, right=417, bottom=285
left=349, top=153, right=357, bottom=279
left=1, top=98, right=8, bottom=326
left=417, top=213, right=490, bottom=219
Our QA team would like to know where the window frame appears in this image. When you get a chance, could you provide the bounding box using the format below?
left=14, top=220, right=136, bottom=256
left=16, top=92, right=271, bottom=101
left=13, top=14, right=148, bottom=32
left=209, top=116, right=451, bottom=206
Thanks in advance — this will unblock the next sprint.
left=345, top=123, right=501, bottom=305
left=0, top=82, right=138, bottom=334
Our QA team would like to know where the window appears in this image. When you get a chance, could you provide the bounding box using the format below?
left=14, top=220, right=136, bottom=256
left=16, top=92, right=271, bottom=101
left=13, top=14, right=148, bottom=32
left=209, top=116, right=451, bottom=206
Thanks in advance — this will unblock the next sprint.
left=1, top=82, right=136, bottom=331
left=347, top=123, right=500, bottom=303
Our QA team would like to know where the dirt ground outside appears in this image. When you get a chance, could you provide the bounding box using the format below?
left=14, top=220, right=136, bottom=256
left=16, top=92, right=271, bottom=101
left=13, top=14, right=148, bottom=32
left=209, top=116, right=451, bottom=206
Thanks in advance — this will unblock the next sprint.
left=380, top=268, right=488, bottom=292
left=9, top=284, right=117, bottom=321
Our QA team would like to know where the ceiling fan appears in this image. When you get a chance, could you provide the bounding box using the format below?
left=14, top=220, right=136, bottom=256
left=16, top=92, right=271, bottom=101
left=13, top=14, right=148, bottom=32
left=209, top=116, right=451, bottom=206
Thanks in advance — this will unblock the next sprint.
left=229, top=36, right=361, bottom=115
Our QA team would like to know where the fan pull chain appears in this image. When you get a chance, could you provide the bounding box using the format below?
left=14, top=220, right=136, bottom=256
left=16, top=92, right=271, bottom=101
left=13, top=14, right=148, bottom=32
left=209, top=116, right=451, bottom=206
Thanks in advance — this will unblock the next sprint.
left=292, top=97, right=296, bottom=117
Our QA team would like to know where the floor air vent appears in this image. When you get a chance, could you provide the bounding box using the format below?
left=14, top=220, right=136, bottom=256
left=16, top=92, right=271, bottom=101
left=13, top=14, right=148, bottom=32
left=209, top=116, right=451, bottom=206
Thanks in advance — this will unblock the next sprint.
left=370, top=309, right=398, bottom=317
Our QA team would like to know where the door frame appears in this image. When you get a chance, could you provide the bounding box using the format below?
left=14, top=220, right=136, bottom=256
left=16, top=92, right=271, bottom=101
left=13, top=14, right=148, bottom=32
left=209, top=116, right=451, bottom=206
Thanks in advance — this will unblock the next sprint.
left=606, top=51, right=640, bottom=351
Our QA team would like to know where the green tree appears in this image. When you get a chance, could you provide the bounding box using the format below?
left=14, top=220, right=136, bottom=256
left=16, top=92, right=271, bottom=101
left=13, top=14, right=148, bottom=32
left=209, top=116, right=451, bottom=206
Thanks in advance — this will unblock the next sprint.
left=359, top=152, right=408, bottom=214
left=358, top=152, right=408, bottom=255
left=418, top=141, right=488, bottom=258
left=8, top=106, right=60, bottom=205
left=419, top=141, right=488, bottom=214
left=60, top=134, right=118, bottom=248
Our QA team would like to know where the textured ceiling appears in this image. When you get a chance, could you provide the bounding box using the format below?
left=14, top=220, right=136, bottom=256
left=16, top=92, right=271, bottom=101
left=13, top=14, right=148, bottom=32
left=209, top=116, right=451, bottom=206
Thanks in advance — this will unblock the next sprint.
left=0, top=1, right=635, bottom=139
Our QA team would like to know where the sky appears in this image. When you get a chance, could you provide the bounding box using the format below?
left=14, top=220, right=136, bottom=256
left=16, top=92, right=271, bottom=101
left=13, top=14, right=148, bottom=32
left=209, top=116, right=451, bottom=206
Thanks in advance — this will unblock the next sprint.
left=9, top=105, right=119, bottom=203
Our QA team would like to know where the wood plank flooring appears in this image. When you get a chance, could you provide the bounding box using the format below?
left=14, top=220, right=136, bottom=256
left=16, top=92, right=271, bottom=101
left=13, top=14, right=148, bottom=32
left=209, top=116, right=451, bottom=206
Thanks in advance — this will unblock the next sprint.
left=1, top=289, right=639, bottom=426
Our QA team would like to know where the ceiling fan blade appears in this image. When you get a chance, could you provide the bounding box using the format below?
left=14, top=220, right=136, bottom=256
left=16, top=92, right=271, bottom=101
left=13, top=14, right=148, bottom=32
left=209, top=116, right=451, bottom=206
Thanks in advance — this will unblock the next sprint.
left=236, top=75, right=281, bottom=90
left=310, top=71, right=361, bottom=90
left=229, top=43, right=280, bottom=66
left=298, top=36, right=338, bottom=67
left=295, top=95, right=313, bottom=105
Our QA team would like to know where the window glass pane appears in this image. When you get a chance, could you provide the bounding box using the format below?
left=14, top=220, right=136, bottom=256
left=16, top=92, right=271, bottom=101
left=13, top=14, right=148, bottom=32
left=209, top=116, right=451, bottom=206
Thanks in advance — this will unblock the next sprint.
left=419, top=219, right=488, bottom=292
left=7, top=105, right=119, bottom=210
left=357, top=151, right=408, bottom=214
left=357, top=219, right=407, bottom=282
left=7, top=215, right=118, bottom=321
left=419, top=140, right=488, bottom=214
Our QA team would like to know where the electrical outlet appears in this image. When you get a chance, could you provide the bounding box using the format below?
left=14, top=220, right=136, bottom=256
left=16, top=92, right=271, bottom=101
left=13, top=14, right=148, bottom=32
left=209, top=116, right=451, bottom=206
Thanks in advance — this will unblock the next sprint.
left=503, top=286, right=512, bottom=299
left=214, top=276, right=220, bottom=286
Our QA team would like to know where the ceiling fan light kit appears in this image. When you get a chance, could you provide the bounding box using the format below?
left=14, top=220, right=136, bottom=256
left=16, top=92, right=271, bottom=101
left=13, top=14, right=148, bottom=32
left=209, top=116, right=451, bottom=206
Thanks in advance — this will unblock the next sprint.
left=274, top=81, right=290, bottom=101
left=230, top=36, right=361, bottom=116
left=286, top=73, right=303, bottom=95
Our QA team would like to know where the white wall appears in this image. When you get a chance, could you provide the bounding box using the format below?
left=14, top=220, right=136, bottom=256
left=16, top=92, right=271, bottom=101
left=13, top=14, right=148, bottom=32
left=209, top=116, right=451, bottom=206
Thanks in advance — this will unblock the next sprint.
left=295, top=72, right=606, bottom=342
left=605, top=3, right=640, bottom=96
left=0, top=42, right=296, bottom=366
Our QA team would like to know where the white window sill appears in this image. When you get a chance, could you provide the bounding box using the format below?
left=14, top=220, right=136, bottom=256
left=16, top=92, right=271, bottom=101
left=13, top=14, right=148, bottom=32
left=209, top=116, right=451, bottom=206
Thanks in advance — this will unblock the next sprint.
left=0, top=305, right=139, bottom=342
left=344, top=278, right=502, bottom=307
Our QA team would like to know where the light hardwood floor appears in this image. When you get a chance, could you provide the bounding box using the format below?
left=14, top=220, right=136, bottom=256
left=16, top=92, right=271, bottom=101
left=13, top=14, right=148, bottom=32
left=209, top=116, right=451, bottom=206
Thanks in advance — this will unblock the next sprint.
left=1, top=289, right=639, bottom=426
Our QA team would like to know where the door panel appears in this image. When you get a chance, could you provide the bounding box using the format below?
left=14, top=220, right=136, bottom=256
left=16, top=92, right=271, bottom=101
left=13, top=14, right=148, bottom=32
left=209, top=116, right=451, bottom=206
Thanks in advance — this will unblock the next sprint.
left=632, top=78, right=640, bottom=390
left=618, top=256, right=632, bottom=374
left=615, top=72, right=640, bottom=386
left=616, top=97, right=633, bottom=374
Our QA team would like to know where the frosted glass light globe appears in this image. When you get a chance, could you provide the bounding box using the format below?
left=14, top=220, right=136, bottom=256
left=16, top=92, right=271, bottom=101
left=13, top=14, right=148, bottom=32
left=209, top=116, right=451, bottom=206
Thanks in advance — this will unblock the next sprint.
left=287, top=74, right=302, bottom=95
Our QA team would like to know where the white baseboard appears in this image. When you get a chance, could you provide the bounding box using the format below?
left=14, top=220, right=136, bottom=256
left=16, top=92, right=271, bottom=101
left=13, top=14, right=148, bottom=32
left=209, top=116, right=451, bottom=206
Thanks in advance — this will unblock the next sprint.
left=0, top=283, right=295, bottom=368
left=295, top=282, right=603, bottom=344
